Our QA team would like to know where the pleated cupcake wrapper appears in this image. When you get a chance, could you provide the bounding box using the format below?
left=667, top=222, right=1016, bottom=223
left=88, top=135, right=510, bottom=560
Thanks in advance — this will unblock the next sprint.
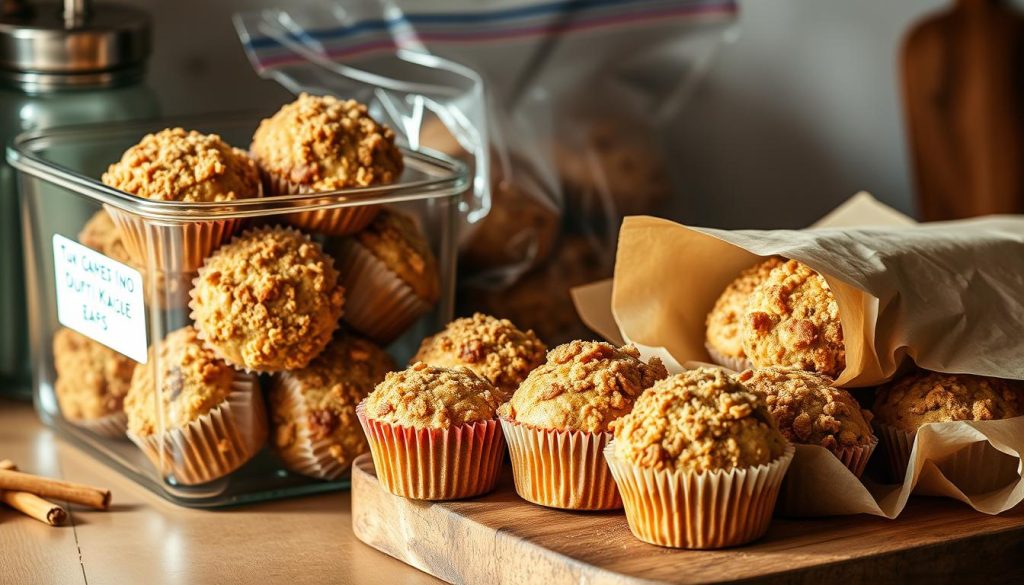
left=267, top=173, right=380, bottom=236
left=704, top=344, right=752, bottom=373
left=128, top=375, right=267, bottom=485
left=334, top=240, right=430, bottom=345
left=270, top=373, right=359, bottom=481
left=69, top=411, right=128, bottom=439
left=605, top=443, right=795, bottom=549
left=874, top=421, right=915, bottom=483
left=356, top=402, right=504, bottom=500
left=500, top=417, right=621, bottom=510
left=105, top=205, right=245, bottom=273
left=188, top=225, right=342, bottom=374
left=835, top=435, right=878, bottom=479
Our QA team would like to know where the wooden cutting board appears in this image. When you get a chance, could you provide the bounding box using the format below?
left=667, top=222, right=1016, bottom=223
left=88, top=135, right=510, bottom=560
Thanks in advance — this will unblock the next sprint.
left=350, top=454, right=1024, bottom=584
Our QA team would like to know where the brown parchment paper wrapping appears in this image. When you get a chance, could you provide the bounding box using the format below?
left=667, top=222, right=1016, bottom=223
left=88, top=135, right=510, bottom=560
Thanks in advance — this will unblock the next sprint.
left=572, top=193, right=1024, bottom=517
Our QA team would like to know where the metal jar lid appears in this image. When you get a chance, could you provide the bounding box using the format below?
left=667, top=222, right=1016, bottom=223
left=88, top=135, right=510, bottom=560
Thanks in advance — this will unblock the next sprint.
left=0, top=0, right=151, bottom=92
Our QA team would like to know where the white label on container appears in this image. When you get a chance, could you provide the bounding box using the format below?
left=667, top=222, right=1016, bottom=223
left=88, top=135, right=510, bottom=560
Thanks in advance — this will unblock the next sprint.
left=52, top=234, right=147, bottom=363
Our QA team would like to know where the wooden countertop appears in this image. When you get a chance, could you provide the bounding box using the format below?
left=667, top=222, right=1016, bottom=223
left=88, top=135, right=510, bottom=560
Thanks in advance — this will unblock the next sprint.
left=0, top=398, right=439, bottom=585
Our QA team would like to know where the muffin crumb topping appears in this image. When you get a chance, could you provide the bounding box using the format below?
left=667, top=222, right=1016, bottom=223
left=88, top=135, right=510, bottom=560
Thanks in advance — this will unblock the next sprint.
left=365, top=362, right=501, bottom=429
left=873, top=370, right=1024, bottom=432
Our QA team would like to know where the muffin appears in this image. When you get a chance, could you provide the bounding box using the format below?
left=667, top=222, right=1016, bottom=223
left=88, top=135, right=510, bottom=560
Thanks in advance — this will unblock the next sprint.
left=190, top=226, right=345, bottom=372
left=78, top=211, right=194, bottom=309
left=332, top=209, right=439, bottom=344
left=52, top=328, right=136, bottom=437
left=605, top=368, right=793, bottom=549
left=873, top=370, right=1024, bottom=486
left=498, top=341, right=667, bottom=510
left=250, top=93, right=403, bottom=235
left=705, top=257, right=783, bottom=371
left=412, top=313, right=546, bottom=400
left=270, top=334, right=394, bottom=480
left=739, top=367, right=876, bottom=477
left=741, top=259, right=846, bottom=377
left=124, top=326, right=265, bottom=485
left=101, top=128, right=262, bottom=271
left=357, top=362, right=505, bottom=500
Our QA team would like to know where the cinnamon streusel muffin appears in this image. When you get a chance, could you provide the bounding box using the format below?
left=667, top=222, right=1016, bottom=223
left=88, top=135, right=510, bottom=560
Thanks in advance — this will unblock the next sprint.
left=705, top=257, right=783, bottom=371
left=741, top=259, right=846, bottom=378
left=872, top=370, right=1024, bottom=485
left=498, top=341, right=666, bottom=510
left=101, top=128, right=261, bottom=271
left=412, top=313, right=546, bottom=400
left=333, top=209, right=439, bottom=343
left=52, top=328, right=136, bottom=437
left=606, top=368, right=793, bottom=549
left=739, top=367, right=876, bottom=476
left=251, top=93, right=403, bottom=235
left=190, top=226, right=344, bottom=372
left=358, top=362, right=505, bottom=499
left=270, top=335, right=394, bottom=480
left=124, top=326, right=265, bottom=485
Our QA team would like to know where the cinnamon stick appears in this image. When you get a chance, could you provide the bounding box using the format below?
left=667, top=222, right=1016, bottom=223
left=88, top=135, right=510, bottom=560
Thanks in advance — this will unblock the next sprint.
left=0, top=461, right=68, bottom=525
left=0, top=469, right=110, bottom=510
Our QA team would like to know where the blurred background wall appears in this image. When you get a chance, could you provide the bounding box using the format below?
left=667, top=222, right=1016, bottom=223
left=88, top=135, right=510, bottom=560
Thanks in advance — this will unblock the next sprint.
left=125, top=0, right=949, bottom=227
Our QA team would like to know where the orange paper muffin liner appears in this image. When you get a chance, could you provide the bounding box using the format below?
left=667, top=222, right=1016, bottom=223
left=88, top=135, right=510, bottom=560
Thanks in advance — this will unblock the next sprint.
left=605, top=443, right=795, bottom=549
left=270, top=374, right=363, bottom=481
left=356, top=402, right=504, bottom=500
left=704, top=344, right=751, bottom=373
left=70, top=411, right=128, bottom=439
left=266, top=173, right=381, bottom=236
left=105, top=206, right=246, bottom=274
left=500, top=417, right=621, bottom=510
left=128, top=374, right=267, bottom=485
left=333, top=239, right=431, bottom=345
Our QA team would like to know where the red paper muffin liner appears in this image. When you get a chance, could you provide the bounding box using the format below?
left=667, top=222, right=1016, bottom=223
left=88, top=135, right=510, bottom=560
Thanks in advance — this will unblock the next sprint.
left=128, top=373, right=266, bottom=485
left=605, top=443, right=795, bottom=549
left=333, top=239, right=431, bottom=345
left=269, top=373, right=364, bottom=481
left=266, top=173, right=380, bottom=236
left=500, top=417, right=621, bottom=510
left=356, top=401, right=504, bottom=500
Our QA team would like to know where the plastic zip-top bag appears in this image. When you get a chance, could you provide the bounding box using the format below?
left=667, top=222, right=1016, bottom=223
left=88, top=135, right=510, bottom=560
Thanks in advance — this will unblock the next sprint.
left=235, top=0, right=736, bottom=343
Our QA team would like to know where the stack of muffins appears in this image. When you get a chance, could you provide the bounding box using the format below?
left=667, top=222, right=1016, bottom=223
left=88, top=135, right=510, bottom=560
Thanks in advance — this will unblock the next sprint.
left=53, top=93, right=441, bottom=485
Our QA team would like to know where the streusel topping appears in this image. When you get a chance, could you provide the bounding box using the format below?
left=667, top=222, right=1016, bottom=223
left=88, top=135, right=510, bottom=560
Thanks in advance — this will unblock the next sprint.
left=498, top=341, right=668, bottom=433
left=413, top=313, right=546, bottom=400
left=250, top=93, right=403, bottom=190
left=124, top=326, right=238, bottom=436
left=53, top=328, right=136, bottom=421
left=873, top=370, right=1024, bottom=432
left=364, top=362, right=501, bottom=429
left=738, top=367, right=874, bottom=450
left=706, top=257, right=783, bottom=360
left=102, top=128, right=260, bottom=202
left=741, top=259, right=845, bottom=377
left=191, top=226, right=344, bottom=372
left=613, top=368, right=786, bottom=473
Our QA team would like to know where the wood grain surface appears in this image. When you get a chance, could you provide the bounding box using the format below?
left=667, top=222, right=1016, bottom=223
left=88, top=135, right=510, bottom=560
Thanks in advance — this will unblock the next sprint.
left=351, top=454, right=1024, bottom=584
left=0, top=399, right=439, bottom=585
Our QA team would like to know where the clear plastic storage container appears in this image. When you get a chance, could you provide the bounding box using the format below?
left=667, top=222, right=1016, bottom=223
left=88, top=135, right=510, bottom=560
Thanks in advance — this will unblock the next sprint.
left=8, top=114, right=466, bottom=507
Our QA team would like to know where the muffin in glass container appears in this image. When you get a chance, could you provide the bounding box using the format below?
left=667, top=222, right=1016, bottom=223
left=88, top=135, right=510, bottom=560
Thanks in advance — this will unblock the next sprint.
left=250, top=93, right=403, bottom=235
left=358, top=362, right=505, bottom=500
left=606, top=367, right=793, bottom=549
left=498, top=341, right=667, bottom=510
left=52, top=328, right=136, bottom=438
left=101, top=128, right=262, bottom=272
left=270, top=334, right=394, bottom=480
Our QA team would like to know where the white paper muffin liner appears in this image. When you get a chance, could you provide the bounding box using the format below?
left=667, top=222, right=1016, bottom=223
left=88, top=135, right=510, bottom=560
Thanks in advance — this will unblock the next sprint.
left=605, top=442, right=795, bottom=549
left=269, top=373, right=364, bottom=481
left=266, top=173, right=380, bottom=236
left=704, top=344, right=752, bottom=373
left=500, top=417, right=621, bottom=510
left=188, top=225, right=342, bottom=374
left=128, top=374, right=266, bottom=485
left=105, top=206, right=246, bottom=274
left=333, top=239, right=430, bottom=345
left=69, top=411, right=128, bottom=439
